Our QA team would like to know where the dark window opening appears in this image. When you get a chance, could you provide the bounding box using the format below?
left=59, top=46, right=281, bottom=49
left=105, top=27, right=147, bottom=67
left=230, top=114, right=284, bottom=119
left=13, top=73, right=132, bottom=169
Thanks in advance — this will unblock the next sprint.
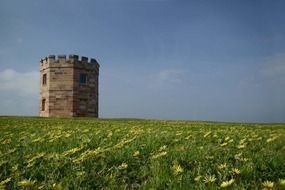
left=80, top=73, right=87, bottom=84
left=42, top=99, right=46, bottom=111
left=79, top=99, right=87, bottom=112
left=42, top=74, right=47, bottom=85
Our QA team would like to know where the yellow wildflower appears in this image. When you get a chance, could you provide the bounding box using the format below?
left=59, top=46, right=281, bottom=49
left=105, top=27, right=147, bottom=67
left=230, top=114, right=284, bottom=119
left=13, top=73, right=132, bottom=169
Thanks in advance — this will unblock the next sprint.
left=150, top=151, right=167, bottom=159
left=133, top=151, right=140, bottom=157
left=220, top=142, right=228, bottom=147
left=206, top=156, right=214, bottom=160
left=239, top=138, right=246, bottom=144
left=172, top=161, right=183, bottom=175
left=11, top=164, right=18, bottom=172
left=27, top=152, right=45, bottom=163
left=232, top=168, right=240, bottom=174
left=194, top=175, right=202, bottom=182
left=17, top=179, right=35, bottom=187
left=47, top=153, right=61, bottom=161
left=26, top=153, right=45, bottom=167
left=62, top=147, right=82, bottom=156
left=7, top=148, right=16, bottom=154
left=1, top=138, right=11, bottom=145
left=107, top=131, right=113, bottom=138
left=38, top=185, right=45, bottom=189
left=240, top=157, right=249, bottom=162
left=220, top=179, right=235, bottom=188
left=32, top=137, right=43, bottom=143
left=266, top=137, right=278, bottom=143
left=118, top=163, right=128, bottom=170
left=0, top=160, right=8, bottom=167
left=76, top=171, right=85, bottom=177
left=262, top=180, right=274, bottom=189
left=203, top=131, right=211, bottom=138
left=159, top=145, right=167, bottom=152
left=237, top=144, right=246, bottom=149
left=256, top=137, right=262, bottom=141
left=0, top=177, right=12, bottom=185
left=218, top=163, right=227, bottom=170
left=279, top=179, right=285, bottom=186
left=234, top=152, right=242, bottom=159
left=82, top=129, right=89, bottom=133
left=185, top=135, right=192, bottom=140
left=52, top=183, right=62, bottom=190
left=114, top=137, right=137, bottom=149
left=176, top=132, right=182, bottom=136
left=73, top=147, right=103, bottom=163
left=203, top=175, right=216, bottom=183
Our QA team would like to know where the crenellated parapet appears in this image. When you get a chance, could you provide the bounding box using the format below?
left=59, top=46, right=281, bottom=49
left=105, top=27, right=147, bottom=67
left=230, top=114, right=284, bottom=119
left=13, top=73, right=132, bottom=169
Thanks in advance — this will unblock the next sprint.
left=39, top=53, right=100, bottom=117
left=40, top=54, right=100, bottom=72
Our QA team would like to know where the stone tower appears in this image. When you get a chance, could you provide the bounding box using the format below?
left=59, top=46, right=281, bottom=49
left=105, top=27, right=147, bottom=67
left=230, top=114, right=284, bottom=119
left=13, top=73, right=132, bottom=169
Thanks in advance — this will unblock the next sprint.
left=39, top=54, right=99, bottom=117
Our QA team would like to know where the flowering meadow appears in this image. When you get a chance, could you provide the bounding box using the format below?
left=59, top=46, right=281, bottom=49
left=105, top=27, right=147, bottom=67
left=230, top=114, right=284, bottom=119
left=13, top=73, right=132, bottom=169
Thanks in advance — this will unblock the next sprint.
left=0, top=117, right=285, bottom=189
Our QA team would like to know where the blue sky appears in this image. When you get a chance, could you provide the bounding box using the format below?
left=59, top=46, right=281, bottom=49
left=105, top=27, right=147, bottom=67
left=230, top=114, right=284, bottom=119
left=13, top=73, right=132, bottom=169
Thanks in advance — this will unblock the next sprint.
left=0, top=0, right=285, bottom=122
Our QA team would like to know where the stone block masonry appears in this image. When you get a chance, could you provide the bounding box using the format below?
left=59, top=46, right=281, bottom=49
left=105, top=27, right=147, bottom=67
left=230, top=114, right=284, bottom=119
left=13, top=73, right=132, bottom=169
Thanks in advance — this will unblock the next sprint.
left=39, top=54, right=99, bottom=117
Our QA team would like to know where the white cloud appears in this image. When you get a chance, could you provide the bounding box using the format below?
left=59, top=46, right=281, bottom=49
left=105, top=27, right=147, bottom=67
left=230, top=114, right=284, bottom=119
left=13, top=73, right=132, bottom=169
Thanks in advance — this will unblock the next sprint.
left=157, top=69, right=184, bottom=83
left=260, top=53, right=285, bottom=78
left=0, top=69, right=39, bottom=96
left=147, top=69, right=185, bottom=89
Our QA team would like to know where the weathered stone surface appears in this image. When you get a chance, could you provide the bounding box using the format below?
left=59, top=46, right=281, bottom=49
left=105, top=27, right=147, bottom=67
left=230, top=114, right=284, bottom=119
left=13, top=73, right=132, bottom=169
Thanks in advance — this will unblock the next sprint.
left=39, top=55, right=99, bottom=117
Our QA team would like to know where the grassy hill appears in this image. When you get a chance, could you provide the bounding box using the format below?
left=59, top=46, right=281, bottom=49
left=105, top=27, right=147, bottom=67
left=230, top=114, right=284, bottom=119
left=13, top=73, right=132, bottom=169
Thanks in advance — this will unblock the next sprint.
left=0, top=117, right=285, bottom=189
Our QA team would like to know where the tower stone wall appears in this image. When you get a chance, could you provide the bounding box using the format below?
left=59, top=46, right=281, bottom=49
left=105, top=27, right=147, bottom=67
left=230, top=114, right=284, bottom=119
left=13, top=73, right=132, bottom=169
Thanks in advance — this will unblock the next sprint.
left=39, top=54, right=99, bottom=117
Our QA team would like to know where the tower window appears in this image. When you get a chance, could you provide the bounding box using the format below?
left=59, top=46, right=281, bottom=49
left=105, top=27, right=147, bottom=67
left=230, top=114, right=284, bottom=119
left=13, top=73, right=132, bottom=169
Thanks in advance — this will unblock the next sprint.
left=80, top=73, right=87, bottom=84
left=79, top=99, right=87, bottom=112
left=42, top=74, right=47, bottom=85
left=42, top=99, right=46, bottom=111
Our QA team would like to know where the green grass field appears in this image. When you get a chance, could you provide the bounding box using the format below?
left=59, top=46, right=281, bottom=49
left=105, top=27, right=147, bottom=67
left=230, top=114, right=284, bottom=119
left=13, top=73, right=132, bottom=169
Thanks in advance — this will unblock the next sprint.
left=0, top=117, right=285, bottom=189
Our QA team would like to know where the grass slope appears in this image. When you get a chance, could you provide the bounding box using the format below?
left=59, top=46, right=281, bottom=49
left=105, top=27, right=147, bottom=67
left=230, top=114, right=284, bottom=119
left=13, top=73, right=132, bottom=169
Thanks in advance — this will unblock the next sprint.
left=0, top=117, right=285, bottom=189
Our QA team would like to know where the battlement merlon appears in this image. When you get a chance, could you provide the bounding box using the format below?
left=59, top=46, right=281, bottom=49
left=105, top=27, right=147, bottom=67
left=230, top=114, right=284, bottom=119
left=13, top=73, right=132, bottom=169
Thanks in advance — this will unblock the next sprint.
left=40, top=54, right=100, bottom=70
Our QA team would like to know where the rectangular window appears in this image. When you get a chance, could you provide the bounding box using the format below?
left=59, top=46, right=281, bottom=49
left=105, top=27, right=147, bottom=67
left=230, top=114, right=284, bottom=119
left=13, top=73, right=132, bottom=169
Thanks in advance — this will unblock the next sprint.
left=79, top=99, right=87, bottom=112
left=43, top=74, right=47, bottom=85
left=42, top=99, right=46, bottom=111
left=80, top=73, right=87, bottom=84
